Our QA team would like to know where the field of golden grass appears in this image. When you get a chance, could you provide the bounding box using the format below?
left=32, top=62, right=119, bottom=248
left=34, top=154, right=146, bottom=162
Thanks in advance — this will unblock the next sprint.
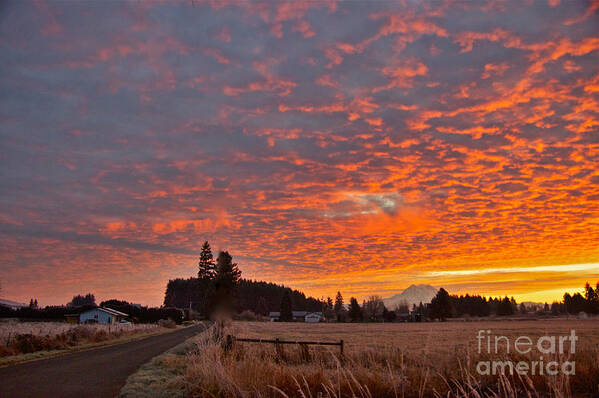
left=181, top=319, right=599, bottom=397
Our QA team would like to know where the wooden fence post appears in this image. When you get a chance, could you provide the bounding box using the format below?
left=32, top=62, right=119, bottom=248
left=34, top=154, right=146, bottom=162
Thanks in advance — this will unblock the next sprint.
left=223, top=334, right=234, bottom=351
left=275, top=337, right=282, bottom=360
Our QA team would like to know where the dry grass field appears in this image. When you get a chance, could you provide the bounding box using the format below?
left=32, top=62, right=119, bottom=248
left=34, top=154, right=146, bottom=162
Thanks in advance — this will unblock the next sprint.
left=179, top=319, right=599, bottom=398
left=0, top=321, right=163, bottom=358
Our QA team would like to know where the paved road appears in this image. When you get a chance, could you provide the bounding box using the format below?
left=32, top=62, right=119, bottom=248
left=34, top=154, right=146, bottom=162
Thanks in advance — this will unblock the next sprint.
left=0, top=324, right=205, bottom=398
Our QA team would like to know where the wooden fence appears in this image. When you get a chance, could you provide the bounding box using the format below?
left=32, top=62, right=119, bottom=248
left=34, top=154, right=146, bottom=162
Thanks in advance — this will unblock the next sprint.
left=225, top=335, right=344, bottom=356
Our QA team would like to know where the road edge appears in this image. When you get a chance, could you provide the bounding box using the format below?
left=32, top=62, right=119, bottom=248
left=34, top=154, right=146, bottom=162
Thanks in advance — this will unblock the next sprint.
left=119, top=322, right=211, bottom=398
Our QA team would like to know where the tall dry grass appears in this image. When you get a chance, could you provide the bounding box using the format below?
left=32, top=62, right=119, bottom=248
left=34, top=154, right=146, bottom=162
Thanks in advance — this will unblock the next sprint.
left=0, top=321, right=162, bottom=357
left=182, top=320, right=599, bottom=398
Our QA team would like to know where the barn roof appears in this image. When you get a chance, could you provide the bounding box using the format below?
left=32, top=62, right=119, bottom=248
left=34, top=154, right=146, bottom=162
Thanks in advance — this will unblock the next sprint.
left=81, top=307, right=128, bottom=317
left=0, top=298, right=28, bottom=308
left=100, top=307, right=128, bottom=316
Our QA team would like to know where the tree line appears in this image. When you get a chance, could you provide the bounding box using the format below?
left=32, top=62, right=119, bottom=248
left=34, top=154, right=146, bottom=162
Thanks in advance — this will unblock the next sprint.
left=164, top=240, right=599, bottom=323
left=0, top=293, right=184, bottom=323
left=425, top=282, right=599, bottom=321
left=293, top=281, right=599, bottom=323
left=163, top=242, right=324, bottom=318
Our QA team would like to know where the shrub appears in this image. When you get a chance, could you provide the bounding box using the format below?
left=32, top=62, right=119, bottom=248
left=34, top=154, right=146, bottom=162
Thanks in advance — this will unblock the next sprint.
left=158, top=319, right=177, bottom=329
left=236, top=310, right=259, bottom=321
left=12, top=334, right=45, bottom=353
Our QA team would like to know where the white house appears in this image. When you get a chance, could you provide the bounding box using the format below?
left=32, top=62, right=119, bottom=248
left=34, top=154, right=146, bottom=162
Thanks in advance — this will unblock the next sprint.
left=79, top=307, right=128, bottom=324
left=269, top=311, right=323, bottom=322
left=305, top=312, right=322, bottom=323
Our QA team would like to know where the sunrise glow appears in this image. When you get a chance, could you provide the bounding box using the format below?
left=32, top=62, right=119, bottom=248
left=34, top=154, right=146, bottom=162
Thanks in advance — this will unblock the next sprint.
left=1, top=0, right=598, bottom=306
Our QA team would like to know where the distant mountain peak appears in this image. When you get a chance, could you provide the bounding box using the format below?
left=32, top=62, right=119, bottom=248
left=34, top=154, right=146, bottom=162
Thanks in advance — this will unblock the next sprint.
left=383, top=284, right=438, bottom=310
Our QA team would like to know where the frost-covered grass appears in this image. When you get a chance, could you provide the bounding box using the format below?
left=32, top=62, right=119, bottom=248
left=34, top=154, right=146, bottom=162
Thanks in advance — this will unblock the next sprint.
left=0, top=321, right=163, bottom=358
left=147, top=319, right=599, bottom=397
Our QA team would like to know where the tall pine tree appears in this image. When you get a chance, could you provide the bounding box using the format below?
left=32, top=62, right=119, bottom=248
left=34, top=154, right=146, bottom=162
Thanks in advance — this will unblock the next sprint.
left=348, top=297, right=362, bottom=322
left=334, top=291, right=345, bottom=322
left=429, top=288, right=454, bottom=321
left=209, top=251, right=242, bottom=316
left=198, top=241, right=215, bottom=279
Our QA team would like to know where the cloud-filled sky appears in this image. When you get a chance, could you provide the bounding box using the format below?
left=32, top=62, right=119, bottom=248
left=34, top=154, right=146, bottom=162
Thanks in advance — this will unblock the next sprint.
left=1, top=0, right=598, bottom=306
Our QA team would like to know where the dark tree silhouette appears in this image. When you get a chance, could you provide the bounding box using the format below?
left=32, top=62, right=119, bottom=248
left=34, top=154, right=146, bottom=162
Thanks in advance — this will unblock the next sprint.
left=255, top=296, right=269, bottom=316
left=383, top=307, right=396, bottom=322
left=497, top=297, right=514, bottom=316
left=348, top=297, right=362, bottom=322
left=164, top=277, right=324, bottom=315
left=279, top=290, right=293, bottom=322
left=210, top=251, right=242, bottom=316
left=69, top=293, right=96, bottom=307
left=198, top=241, right=215, bottom=279
left=429, top=288, right=454, bottom=321
left=584, top=282, right=599, bottom=314
left=334, top=291, right=345, bottom=322
left=564, top=292, right=586, bottom=314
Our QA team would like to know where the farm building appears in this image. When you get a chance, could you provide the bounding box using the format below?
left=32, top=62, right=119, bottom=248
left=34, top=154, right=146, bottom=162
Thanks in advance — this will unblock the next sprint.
left=269, top=311, right=323, bottom=322
left=0, top=298, right=28, bottom=311
left=305, top=312, right=322, bottom=323
left=78, top=307, right=128, bottom=324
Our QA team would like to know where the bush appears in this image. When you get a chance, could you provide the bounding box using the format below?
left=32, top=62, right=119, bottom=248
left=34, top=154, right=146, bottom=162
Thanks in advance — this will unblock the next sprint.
left=235, top=310, right=259, bottom=321
left=158, top=319, right=177, bottom=329
left=12, top=334, right=45, bottom=353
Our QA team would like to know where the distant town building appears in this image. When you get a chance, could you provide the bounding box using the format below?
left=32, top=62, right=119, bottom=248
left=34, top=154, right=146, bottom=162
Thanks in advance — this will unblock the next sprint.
left=0, top=299, right=28, bottom=311
left=77, top=307, right=128, bottom=324
left=269, top=311, right=323, bottom=322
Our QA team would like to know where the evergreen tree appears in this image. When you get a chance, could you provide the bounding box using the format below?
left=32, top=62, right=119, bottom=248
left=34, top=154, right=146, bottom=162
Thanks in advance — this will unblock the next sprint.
left=584, top=282, right=599, bottom=314
left=198, top=241, right=215, bottom=279
left=510, top=297, right=518, bottom=313
left=563, top=293, right=572, bottom=313
left=429, top=288, right=454, bottom=321
left=497, top=297, right=514, bottom=316
left=255, top=296, right=269, bottom=316
left=348, top=297, right=362, bottom=322
left=279, top=290, right=293, bottom=322
left=324, top=296, right=335, bottom=320
left=551, top=301, right=561, bottom=315
left=210, top=251, right=242, bottom=316
left=334, top=291, right=345, bottom=321
left=69, top=293, right=96, bottom=307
